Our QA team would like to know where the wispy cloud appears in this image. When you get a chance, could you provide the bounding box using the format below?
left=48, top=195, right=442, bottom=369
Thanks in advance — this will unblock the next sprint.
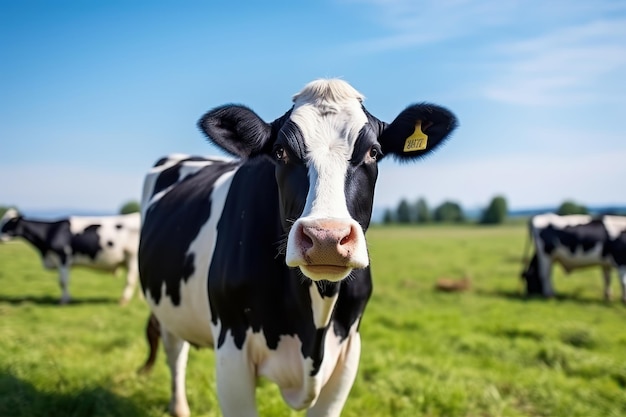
left=484, top=19, right=626, bottom=106
left=340, top=0, right=626, bottom=107
left=339, top=0, right=515, bottom=52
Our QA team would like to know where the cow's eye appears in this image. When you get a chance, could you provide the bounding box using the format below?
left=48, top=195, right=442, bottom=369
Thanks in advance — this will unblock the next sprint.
left=368, top=146, right=381, bottom=161
left=274, top=146, right=286, bottom=162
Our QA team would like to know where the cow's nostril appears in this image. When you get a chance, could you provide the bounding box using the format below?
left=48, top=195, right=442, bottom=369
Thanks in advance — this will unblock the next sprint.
left=298, top=224, right=314, bottom=249
left=339, top=225, right=356, bottom=247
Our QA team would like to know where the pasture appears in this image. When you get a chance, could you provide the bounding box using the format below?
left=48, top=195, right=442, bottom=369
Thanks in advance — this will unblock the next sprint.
left=1, top=224, right=624, bottom=417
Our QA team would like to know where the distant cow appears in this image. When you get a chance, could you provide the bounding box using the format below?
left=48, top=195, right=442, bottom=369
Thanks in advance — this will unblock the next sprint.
left=0, top=209, right=141, bottom=304
left=138, top=79, right=458, bottom=417
left=521, top=213, right=626, bottom=302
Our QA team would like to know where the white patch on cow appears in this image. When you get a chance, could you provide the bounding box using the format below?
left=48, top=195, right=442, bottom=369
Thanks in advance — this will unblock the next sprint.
left=531, top=213, right=592, bottom=230
left=68, top=213, right=140, bottom=271
left=0, top=208, right=19, bottom=242
left=216, top=318, right=360, bottom=411
left=308, top=282, right=340, bottom=328
left=145, top=169, right=237, bottom=348
left=285, top=79, right=370, bottom=277
left=0, top=208, right=18, bottom=223
left=603, top=215, right=626, bottom=239
left=551, top=242, right=608, bottom=270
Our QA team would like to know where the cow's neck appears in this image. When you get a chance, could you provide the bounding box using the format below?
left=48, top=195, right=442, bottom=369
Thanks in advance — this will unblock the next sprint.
left=17, top=220, right=52, bottom=255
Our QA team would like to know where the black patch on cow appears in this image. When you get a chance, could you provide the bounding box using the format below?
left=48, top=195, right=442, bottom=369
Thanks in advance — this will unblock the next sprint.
left=107, top=241, right=114, bottom=247
left=151, top=163, right=184, bottom=198
left=273, top=123, right=309, bottom=230
left=345, top=124, right=379, bottom=230
left=150, top=156, right=214, bottom=199
left=333, top=269, right=373, bottom=339
left=521, top=253, right=543, bottom=295
left=538, top=220, right=607, bottom=256
left=115, top=224, right=123, bottom=229
left=139, top=160, right=240, bottom=306
left=607, top=230, right=626, bottom=266
left=153, top=157, right=169, bottom=167
left=71, top=224, right=102, bottom=260
left=308, top=327, right=329, bottom=376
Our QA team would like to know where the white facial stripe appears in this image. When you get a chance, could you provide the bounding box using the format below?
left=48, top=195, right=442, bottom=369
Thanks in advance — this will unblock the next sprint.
left=291, top=100, right=367, bottom=220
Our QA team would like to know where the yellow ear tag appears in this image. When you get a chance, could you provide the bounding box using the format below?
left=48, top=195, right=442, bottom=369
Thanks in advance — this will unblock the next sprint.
left=403, top=120, right=428, bottom=152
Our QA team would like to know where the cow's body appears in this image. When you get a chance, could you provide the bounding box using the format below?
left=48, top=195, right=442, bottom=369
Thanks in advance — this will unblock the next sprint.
left=0, top=209, right=140, bottom=304
left=139, top=79, right=457, bottom=417
left=521, top=213, right=626, bottom=302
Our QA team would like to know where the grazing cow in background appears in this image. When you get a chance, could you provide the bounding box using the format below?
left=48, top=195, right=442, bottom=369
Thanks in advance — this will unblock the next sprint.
left=0, top=209, right=141, bottom=305
left=138, top=78, right=457, bottom=417
left=521, top=213, right=626, bottom=302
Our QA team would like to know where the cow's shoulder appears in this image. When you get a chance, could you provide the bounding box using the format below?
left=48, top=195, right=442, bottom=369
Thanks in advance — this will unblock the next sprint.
left=142, top=154, right=239, bottom=213
left=140, top=157, right=241, bottom=306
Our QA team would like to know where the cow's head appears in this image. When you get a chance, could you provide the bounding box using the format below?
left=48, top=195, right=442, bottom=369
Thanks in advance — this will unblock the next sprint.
left=0, top=208, right=21, bottom=242
left=199, top=79, right=457, bottom=282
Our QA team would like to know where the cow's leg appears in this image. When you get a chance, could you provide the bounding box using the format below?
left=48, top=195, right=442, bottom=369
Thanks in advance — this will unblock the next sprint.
left=119, top=256, right=139, bottom=306
left=307, top=333, right=361, bottom=417
left=602, top=266, right=612, bottom=302
left=58, top=266, right=71, bottom=304
left=618, top=266, right=626, bottom=305
left=215, top=340, right=258, bottom=417
left=536, top=254, right=554, bottom=298
left=162, top=327, right=191, bottom=417
left=138, top=313, right=160, bottom=374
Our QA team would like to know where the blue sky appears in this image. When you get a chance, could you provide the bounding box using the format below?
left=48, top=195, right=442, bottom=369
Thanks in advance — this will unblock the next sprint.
left=2, top=0, right=625, bottom=215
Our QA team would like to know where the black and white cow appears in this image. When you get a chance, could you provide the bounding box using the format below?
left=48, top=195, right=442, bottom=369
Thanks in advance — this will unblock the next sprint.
left=0, top=209, right=141, bottom=304
left=139, top=79, right=458, bottom=417
left=521, top=213, right=626, bottom=302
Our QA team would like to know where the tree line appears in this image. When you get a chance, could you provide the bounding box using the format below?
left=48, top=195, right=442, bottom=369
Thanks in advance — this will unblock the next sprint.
left=382, top=196, right=592, bottom=225
left=0, top=198, right=602, bottom=225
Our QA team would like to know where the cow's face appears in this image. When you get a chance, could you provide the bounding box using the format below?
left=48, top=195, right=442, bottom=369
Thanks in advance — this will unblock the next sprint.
left=0, top=208, right=20, bottom=242
left=199, top=79, right=457, bottom=282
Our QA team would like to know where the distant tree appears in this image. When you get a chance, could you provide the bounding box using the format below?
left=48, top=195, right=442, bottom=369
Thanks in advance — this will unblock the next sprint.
left=557, top=200, right=588, bottom=215
left=396, top=199, right=412, bottom=224
left=119, top=200, right=140, bottom=215
left=480, top=195, right=508, bottom=224
left=382, top=209, right=394, bottom=224
left=415, top=197, right=430, bottom=223
left=433, top=201, right=465, bottom=223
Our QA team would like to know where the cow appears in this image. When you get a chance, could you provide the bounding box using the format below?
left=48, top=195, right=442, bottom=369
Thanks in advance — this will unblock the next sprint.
left=0, top=208, right=141, bottom=305
left=138, top=78, right=458, bottom=417
left=521, top=213, right=626, bottom=303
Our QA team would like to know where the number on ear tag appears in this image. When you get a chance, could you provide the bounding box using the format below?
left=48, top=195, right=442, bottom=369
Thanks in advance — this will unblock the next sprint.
left=403, top=120, right=428, bottom=152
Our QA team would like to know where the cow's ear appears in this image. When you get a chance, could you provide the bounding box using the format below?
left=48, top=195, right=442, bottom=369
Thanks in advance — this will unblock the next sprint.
left=378, top=103, right=458, bottom=161
left=198, top=105, right=273, bottom=158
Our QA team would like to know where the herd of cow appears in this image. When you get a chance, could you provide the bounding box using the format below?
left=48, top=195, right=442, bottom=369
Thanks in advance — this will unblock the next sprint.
left=1, top=79, right=625, bottom=417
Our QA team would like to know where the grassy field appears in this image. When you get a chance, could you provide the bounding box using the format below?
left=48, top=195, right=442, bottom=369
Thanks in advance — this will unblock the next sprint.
left=1, top=224, right=625, bottom=417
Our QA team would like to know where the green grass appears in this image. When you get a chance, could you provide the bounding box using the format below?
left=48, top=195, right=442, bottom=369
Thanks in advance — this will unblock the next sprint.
left=1, top=224, right=625, bottom=416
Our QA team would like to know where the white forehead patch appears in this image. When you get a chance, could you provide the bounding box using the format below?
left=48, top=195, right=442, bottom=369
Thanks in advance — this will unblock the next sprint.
left=290, top=79, right=368, bottom=218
